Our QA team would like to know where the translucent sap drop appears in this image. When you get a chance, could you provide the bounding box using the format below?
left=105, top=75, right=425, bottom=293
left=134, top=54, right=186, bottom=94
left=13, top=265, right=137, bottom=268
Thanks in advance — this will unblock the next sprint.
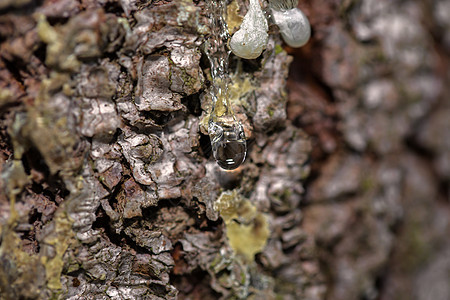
left=209, top=121, right=247, bottom=170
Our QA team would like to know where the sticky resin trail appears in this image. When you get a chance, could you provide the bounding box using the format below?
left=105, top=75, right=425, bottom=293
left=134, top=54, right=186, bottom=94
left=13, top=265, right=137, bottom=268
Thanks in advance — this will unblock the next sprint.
left=204, top=0, right=247, bottom=170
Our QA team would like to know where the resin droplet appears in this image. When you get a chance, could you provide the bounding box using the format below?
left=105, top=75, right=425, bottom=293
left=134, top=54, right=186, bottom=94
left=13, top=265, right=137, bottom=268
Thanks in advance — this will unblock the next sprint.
left=271, top=7, right=311, bottom=48
left=209, top=122, right=247, bottom=170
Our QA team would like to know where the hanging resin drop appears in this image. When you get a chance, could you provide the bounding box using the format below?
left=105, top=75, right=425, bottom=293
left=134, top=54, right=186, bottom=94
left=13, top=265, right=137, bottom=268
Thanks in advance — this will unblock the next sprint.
left=207, top=81, right=247, bottom=170
left=205, top=0, right=247, bottom=170
left=209, top=121, right=246, bottom=170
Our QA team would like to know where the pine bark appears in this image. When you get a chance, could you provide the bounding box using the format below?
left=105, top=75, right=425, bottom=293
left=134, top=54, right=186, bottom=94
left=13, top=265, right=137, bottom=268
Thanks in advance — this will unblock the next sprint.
left=0, top=0, right=449, bottom=299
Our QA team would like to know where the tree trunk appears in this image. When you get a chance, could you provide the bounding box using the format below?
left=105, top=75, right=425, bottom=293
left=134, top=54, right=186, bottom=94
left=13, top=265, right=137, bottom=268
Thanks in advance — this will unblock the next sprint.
left=0, top=0, right=448, bottom=299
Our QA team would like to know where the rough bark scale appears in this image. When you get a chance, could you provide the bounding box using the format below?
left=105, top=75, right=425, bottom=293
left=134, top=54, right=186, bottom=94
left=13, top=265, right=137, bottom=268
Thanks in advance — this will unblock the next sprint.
left=0, top=0, right=449, bottom=299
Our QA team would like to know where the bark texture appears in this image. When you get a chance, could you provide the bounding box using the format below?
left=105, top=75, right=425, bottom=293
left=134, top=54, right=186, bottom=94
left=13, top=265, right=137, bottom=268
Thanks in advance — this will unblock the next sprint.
left=0, top=0, right=449, bottom=299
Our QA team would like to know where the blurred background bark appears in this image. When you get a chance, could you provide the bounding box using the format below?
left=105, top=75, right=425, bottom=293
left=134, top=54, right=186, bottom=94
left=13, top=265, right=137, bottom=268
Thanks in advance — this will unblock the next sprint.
left=0, top=0, right=448, bottom=299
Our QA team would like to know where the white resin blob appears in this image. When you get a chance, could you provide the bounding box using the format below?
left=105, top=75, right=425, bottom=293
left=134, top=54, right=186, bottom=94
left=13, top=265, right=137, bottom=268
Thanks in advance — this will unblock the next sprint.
left=271, top=7, right=311, bottom=48
left=230, top=0, right=269, bottom=59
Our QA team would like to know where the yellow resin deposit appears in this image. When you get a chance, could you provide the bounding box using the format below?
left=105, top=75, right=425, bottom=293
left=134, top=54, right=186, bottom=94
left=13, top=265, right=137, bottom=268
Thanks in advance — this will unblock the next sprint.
left=214, top=190, right=270, bottom=261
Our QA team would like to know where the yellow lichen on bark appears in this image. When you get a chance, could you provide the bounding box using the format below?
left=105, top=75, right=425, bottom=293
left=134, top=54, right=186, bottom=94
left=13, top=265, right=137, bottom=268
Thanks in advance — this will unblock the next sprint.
left=40, top=209, right=76, bottom=290
left=0, top=161, right=42, bottom=298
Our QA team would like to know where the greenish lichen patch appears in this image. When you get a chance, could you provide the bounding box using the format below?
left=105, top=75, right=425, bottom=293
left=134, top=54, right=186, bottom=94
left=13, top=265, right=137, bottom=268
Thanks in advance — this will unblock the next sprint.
left=274, top=44, right=284, bottom=55
left=0, top=172, right=44, bottom=298
left=37, top=15, right=80, bottom=71
left=40, top=210, right=76, bottom=290
left=0, top=224, right=44, bottom=299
